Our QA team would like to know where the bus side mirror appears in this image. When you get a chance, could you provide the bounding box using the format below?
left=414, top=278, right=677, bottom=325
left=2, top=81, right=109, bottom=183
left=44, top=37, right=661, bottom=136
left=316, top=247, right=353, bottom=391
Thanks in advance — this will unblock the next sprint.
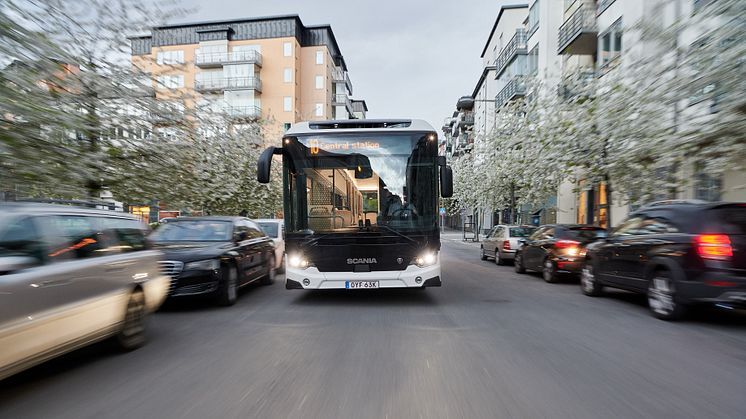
left=257, top=146, right=279, bottom=184
left=440, top=166, right=453, bottom=198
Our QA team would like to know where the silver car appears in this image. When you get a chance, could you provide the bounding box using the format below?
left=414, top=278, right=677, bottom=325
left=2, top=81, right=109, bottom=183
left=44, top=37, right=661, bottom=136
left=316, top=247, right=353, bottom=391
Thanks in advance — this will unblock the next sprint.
left=481, top=225, right=537, bottom=265
left=255, top=219, right=284, bottom=273
left=0, top=203, right=169, bottom=380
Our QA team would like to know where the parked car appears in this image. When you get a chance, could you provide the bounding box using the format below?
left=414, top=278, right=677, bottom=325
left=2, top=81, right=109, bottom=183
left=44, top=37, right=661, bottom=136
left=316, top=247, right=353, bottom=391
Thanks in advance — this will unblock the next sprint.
left=481, top=225, right=537, bottom=265
left=149, top=217, right=276, bottom=306
left=255, top=219, right=285, bottom=273
left=514, top=224, right=607, bottom=282
left=581, top=201, right=746, bottom=320
left=0, top=203, right=169, bottom=381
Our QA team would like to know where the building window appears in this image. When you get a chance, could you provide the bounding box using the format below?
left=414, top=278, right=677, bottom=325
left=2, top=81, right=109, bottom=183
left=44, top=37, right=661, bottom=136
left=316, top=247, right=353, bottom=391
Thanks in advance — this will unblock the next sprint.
left=315, top=75, right=324, bottom=90
left=156, top=74, right=184, bottom=89
left=694, top=163, right=722, bottom=201
left=528, top=45, right=539, bottom=75
left=283, top=96, right=292, bottom=112
left=283, top=123, right=292, bottom=131
left=528, top=1, right=540, bottom=37
left=156, top=50, right=184, bottom=65
left=316, top=50, right=324, bottom=65
left=315, top=103, right=324, bottom=117
left=283, top=42, right=293, bottom=57
left=598, top=19, right=623, bottom=70
left=283, top=68, right=292, bottom=83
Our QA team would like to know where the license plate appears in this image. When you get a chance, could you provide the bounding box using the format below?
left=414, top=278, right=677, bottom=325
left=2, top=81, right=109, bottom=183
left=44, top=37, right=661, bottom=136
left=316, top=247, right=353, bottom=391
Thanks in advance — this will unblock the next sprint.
left=346, top=281, right=379, bottom=289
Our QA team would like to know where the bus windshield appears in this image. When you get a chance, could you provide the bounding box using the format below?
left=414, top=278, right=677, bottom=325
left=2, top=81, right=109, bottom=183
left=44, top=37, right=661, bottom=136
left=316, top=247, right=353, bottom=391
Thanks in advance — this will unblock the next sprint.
left=283, top=133, right=437, bottom=234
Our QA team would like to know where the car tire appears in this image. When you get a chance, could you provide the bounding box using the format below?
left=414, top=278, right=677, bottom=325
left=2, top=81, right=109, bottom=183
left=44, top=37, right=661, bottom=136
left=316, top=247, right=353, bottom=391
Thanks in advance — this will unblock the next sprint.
left=495, top=251, right=505, bottom=266
left=648, top=270, right=686, bottom=321
left=514, top=252, right=526, bottom=274
left=216, top=263, right=238, bottom=306
left=116, top=289, right=147, bottom=351
left=543, top=258, right=559, bottom=283
left=261, top=255, right=276, bottom=285
left=580, top=263, right=603, bottom=296
left=480, top=247, right=488, bottom=261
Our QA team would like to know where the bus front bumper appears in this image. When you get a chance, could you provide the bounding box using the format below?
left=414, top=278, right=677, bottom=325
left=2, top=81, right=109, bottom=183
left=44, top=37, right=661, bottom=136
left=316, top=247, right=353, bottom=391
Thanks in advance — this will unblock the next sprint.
left=285, top=264, right=441, bottom=289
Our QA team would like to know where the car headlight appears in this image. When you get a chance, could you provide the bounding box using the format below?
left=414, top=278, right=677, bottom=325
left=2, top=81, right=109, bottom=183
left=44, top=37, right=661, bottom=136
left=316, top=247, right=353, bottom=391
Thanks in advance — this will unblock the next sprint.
left=184, top=259, right=220, bottom=271
left=288, top=254, right=312, bottom=269
left=413, top=251, right=437, bottom=268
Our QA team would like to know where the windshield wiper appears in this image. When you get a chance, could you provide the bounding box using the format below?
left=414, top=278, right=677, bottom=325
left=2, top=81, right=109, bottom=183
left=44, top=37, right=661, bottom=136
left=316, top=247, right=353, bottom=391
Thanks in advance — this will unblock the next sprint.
left=374, top=225, right=418, bottom=244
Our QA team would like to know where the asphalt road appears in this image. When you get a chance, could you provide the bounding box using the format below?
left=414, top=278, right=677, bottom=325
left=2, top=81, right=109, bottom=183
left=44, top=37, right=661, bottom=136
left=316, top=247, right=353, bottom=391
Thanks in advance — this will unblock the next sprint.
left=1, top=238, right=745, bottom=419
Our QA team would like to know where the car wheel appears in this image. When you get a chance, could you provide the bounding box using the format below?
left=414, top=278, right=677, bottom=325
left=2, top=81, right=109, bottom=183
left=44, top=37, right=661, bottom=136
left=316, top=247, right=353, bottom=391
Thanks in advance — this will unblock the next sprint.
left=495, top=250, right=505, bottom=266
left=514, top=252, right=526, bottom=274
left=580, top=263, right=603, bottom=296
left=648, top=270, right=686, bottom=320
left=216, top=264, right=238, bottom=306
left=116, top=290, right=147, bottom=351
left=543, top=258, right=559, bottom=283
left=480, top=247, right=487, bottom=261
left=261, top=255, right=276, bottom=285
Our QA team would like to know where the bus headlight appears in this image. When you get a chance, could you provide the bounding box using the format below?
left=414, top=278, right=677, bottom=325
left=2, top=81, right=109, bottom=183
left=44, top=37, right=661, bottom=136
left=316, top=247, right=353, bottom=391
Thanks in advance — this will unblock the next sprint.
left=288, top=254, right=311, bottom=269
left=413, top=251, right=437, bottom=268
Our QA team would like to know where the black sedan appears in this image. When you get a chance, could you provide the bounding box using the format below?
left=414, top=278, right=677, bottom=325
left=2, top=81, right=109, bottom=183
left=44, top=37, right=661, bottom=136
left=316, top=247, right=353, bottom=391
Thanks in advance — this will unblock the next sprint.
left=150, top=216, right=276, bottom=306
left=581, top=201, right=746, bottom=320
left=514, top=224, right=607, bottom=283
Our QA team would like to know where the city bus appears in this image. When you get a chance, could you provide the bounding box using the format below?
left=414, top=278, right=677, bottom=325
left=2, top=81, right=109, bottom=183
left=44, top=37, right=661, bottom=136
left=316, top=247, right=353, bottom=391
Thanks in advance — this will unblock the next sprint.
left=256, top=119, right=453, bottom=290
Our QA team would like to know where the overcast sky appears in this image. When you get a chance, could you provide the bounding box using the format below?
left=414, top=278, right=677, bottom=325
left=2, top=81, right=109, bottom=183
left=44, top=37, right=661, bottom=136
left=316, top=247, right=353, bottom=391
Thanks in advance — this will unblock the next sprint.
left=173, top=0, right=512, bottom=132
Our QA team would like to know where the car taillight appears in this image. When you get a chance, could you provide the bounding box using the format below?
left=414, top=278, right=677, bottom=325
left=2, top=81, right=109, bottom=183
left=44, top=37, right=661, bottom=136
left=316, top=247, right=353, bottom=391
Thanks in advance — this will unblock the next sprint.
left=555, top=240, right=580, bottom=249
left=503, top=240, right=511, bottom=250
left=555, top=240, right=581, bottom=256
left=696, top=234, right=733, bottom=260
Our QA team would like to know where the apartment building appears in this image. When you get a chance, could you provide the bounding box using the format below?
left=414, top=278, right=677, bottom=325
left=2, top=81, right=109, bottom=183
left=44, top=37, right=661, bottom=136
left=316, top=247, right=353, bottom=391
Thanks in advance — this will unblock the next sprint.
left=129, top=15, right=364, bottom=142
left=554, top=0, right=746, bottom=227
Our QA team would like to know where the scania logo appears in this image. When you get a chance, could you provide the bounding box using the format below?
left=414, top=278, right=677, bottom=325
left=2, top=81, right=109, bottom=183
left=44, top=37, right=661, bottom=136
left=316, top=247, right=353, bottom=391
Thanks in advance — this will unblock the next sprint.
left=347, top=258, right=378, bottom=264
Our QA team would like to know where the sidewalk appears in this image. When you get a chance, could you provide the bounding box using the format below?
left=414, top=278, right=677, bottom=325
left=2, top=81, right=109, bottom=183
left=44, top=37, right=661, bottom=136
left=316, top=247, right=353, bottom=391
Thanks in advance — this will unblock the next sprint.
left=440, top=228, right=481, bottom=248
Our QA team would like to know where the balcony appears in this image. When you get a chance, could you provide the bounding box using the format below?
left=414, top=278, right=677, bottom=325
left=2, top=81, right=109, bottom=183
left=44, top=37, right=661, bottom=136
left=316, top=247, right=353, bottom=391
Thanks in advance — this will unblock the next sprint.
left=195, top=50, right=263, bottom=68
left=332, top=68, right=353, bottom=95
left=495, top=78, right=526, bottom=108
left=332, top=93, right=352, bottom=113
left=224, top=105, right=262, bottom=119
left=558, top=2, right=598, bottom=55
left=558, top=70, right=597, bottom=99
left=596, top=0, right=617, bottom=15
left=495, top=29, right=528, bottom=77
left=195, top=77, right=262, bottom=92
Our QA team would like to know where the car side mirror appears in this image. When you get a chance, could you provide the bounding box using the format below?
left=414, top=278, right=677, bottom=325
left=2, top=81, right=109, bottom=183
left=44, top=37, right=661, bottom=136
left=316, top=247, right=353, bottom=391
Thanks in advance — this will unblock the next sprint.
left=440, top=165, right=453, bottom=198
left=235, top=231, right=248, bottom=242
left=257, top=146, right=281, bottom=184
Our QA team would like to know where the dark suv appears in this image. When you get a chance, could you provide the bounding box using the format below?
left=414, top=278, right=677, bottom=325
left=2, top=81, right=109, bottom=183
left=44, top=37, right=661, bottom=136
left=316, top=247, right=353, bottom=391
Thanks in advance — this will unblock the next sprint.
left=514, top=224, right=607, bottom=283
left=581, top=201, right=746, bottom=320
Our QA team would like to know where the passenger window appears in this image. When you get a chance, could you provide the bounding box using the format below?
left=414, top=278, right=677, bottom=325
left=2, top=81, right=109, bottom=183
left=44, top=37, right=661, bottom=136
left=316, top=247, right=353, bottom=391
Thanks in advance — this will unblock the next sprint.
left=101, top=217, right=149, bottom=252
left=234, top=223, right=249, bottom=241
left=528, top=228, right=544, bottom=241
left=48, top=215, right=109, bottom=259
left=0, top=216, right=46, bottom=264
left=542, top=228, right=555, bottom=239
left=612, top=217, right=644, bottom=236
left=639, top=218, right=678, bottom=235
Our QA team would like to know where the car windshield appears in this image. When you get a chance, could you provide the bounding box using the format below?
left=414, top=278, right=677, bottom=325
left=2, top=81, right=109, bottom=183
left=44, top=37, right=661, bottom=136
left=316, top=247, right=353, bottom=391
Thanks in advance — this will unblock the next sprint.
left=509, top=227, right=536, bottom=237
left=149, top=220, right=232, bottom=242
left=258, top=222, right=279, bottom=238
left=566, top=227, right=607, bottom=242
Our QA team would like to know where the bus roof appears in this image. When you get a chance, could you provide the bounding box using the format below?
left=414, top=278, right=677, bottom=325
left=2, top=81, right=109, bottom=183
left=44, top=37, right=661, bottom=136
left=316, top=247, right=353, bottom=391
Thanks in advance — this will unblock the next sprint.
left=285, top=119, right=436, bottom=136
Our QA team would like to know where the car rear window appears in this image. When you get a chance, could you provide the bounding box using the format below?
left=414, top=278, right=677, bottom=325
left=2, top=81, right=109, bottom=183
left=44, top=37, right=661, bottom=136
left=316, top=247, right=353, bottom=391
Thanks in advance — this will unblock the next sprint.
left=709, top=205, right=746, bottom=234
left=564, top=227, right=607, bottom=241
left=509, top=227, right=536, bottom=237
left=258, top=222, right=279, bottom=238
